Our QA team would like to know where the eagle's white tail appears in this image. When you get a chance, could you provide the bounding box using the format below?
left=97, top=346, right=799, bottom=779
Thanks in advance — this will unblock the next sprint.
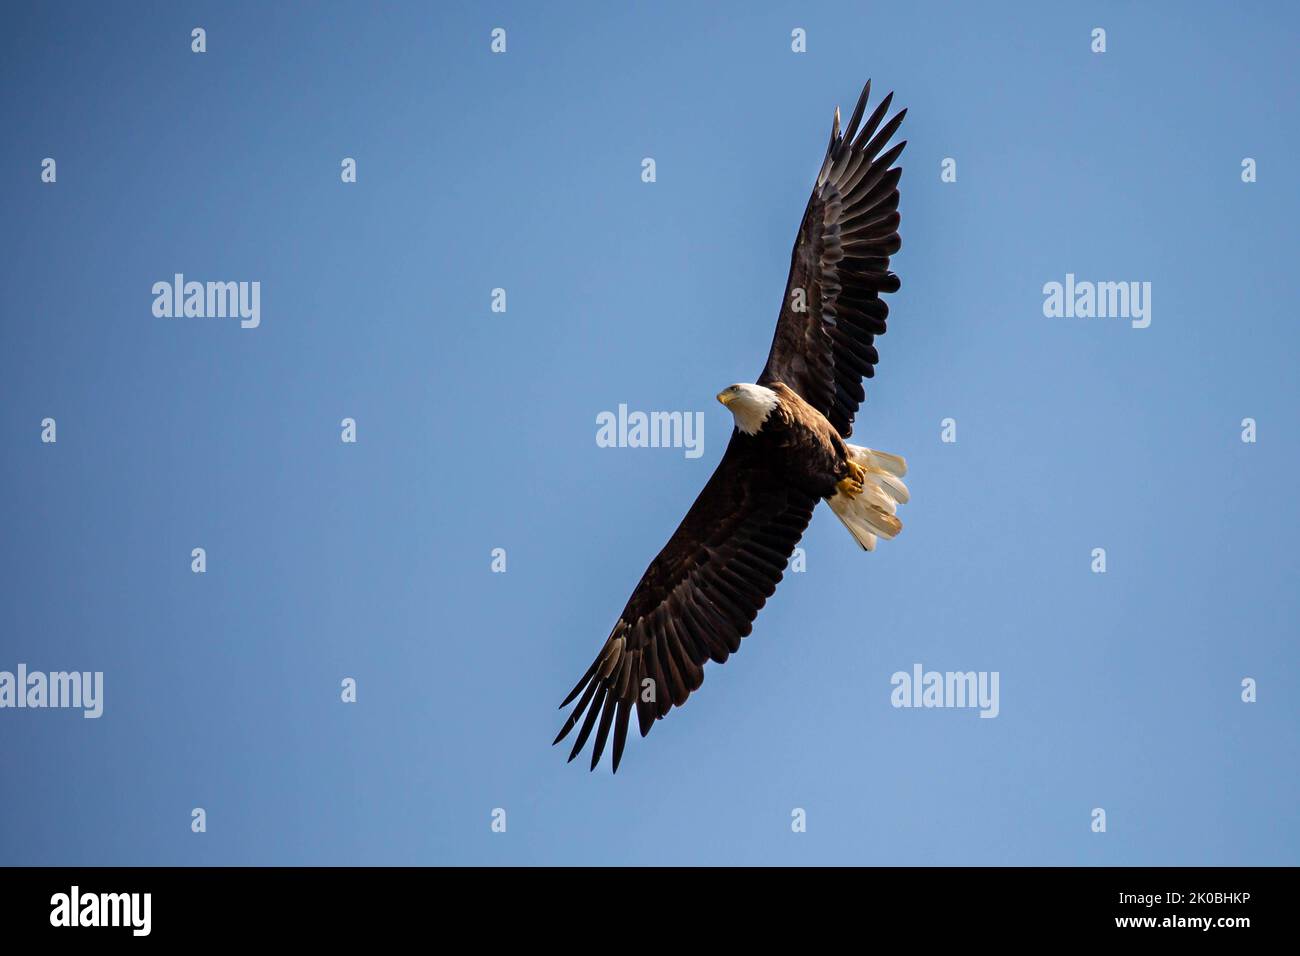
left=827, top=445, right=909, bottom=551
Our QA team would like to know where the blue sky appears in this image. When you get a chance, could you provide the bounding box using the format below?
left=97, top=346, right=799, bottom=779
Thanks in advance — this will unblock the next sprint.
left=1, top=1, right=1297, bottom=865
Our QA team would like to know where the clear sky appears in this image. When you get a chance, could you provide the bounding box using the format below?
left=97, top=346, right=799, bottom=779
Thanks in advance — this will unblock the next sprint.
left=1, top=1, right=1297, bottom=865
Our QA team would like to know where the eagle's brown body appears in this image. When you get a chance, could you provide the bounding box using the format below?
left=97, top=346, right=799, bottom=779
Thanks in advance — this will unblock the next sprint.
left=741, top=381, right=852, bottom=501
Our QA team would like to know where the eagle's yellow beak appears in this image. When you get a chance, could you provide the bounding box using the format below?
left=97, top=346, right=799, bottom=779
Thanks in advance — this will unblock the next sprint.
left=717, top=391, right=735, bottom=406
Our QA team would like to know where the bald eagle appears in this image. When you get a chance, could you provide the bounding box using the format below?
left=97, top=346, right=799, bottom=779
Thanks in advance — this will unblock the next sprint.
left=556, top=80, right=909, bottom=772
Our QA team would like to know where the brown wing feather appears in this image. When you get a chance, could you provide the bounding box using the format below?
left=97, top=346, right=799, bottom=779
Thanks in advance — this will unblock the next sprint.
left=759, top=80, right=905, bottom=439
left=555, top=432, right=818, bottom=772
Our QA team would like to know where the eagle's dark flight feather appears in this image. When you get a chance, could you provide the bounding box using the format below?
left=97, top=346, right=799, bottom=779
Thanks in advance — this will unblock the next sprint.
left=554, top=432, right=817, bottom=771
left=759, top=80, right=906, bottom=439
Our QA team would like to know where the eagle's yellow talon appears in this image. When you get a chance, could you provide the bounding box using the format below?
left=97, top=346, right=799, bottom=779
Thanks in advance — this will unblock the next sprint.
left=836, top=476, right=863, bottom=498
left=836, top=460, right=867, bottom=498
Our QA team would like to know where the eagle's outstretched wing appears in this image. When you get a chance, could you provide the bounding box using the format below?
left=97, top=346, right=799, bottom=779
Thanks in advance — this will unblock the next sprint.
left=758, top=80, right=906, bottom=439
left=554, top=431, right=818, bottom=772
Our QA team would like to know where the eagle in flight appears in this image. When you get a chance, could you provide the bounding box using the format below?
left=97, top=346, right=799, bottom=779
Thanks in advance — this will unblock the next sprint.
left=556, top=80, right=909, bottom=772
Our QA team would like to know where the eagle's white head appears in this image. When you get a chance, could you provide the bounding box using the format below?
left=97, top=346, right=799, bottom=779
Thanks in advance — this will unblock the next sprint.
left=717, top=383, right=780, bottom=435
